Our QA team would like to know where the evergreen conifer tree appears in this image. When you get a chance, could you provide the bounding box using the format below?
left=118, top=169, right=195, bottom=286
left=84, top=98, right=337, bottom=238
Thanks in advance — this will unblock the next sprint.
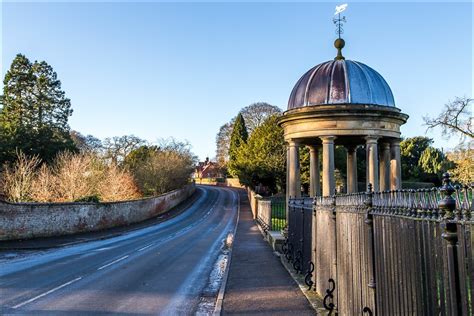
left=227, top=113, right=248, bottom=177
left=0, top=54, right=75, bottom=163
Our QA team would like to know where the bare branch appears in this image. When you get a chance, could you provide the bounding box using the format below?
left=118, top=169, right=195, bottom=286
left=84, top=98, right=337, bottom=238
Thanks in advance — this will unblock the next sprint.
left=424, top=97, right=473, bottom=142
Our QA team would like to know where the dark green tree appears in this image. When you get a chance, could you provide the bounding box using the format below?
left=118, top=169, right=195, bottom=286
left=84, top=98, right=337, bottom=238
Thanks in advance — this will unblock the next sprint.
left=400, top=136, right=433, bottom=180
left=299, top=146, right=310, bottom=193
left=227, top=113, right=248, bottom=177
left=0, top=54, right=75, bottom=163
left=124, top=145, right=159, bottom=170
left=70, top=131, right=103, bottom=153
left=401, top=136, right=452, bottom=185
left=234, top=115, right=285, bottom=193
left=418, top=146, right=453, bottom=184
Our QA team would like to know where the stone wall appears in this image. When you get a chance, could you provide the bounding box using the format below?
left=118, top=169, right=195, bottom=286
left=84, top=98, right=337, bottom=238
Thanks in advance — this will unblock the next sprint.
left=247, top=189, right=261, bottom=220
left=0, top=184, right=195, bottom=241
left=225, top=178, right=245, bottom=188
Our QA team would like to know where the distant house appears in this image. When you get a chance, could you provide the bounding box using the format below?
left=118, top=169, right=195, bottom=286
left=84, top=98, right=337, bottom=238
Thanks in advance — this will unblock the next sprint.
left=194, top=157, right=222, bottom=179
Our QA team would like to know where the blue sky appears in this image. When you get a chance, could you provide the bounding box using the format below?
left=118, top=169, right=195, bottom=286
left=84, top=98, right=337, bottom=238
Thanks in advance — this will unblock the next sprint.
left=1, top=1, right=472, bottom=160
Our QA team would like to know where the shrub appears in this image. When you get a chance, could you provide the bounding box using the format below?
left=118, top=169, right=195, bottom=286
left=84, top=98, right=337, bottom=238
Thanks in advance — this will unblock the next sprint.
left=0, top=151, right=40, bottom=202
left=30, top=164, right=56, bottom=202
left=447, top=145, right=474, bottom=185
left=233, top=115, right=286, bottom=194
left=50, top=152, right=98, bottom=202
left=1, top=151, right=141, bottom=203
left=74, top=195, right=101, bottom=203
left=126, top=139, right=197, bottom=196
left=98, top=162, right=140, bottom=202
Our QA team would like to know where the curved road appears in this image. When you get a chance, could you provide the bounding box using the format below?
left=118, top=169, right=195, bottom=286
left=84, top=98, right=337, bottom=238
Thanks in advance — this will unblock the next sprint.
left=0, top=186, right=239, bottom=315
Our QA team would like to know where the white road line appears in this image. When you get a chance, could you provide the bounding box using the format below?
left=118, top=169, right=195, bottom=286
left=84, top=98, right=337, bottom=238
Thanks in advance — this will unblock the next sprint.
left=12, top=277, right=82, bottom=309
left=93, top=247, right=112, bottom=252
left=161, top=188, right=237, bottom=315
left=97, top=255, right=129, bottom=271
left=137, top=244, right=153, bottom=252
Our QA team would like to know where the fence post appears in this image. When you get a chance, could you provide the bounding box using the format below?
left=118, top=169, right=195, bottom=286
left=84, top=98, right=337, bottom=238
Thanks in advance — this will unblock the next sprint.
left=311, top=197, right=317, bottom=291
left=364, top=183, right=376, bottom=313
left=254, top=194, right=262, bottom=220
left=330, top=195, right=337, bottom=306
left=264, top=200, right=272, bottom=230
left=439, top=173, right=462, bottom=316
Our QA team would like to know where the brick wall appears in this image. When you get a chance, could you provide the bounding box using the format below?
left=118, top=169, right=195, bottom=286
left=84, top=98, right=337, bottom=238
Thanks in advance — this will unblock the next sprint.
left=0, top=184, right=195, bottom=241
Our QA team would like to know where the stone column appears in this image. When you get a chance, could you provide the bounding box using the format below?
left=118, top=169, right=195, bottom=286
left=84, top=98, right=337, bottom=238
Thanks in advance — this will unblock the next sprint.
left=379, top=142, right=391, bottom=191
left=365, top=144, right=369, bottom=187
left=308, top=145, right=320, bottom=197
left=346, top=145, right=358, bottom=193
left=390, top=139, right=402, bottom=190
left=321, top=136, right=336, bottom=196
left=286, top=144, right=290, bottom=220
left=308, top=145, right=320, bottom=292
left=366, top=136, right=379, bottom=192
left=288, top=140, right=301, bottom=198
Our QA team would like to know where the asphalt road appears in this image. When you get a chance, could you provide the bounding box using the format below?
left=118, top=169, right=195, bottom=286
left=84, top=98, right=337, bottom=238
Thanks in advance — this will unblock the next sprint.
left=0, top=185, right=239, bottom=315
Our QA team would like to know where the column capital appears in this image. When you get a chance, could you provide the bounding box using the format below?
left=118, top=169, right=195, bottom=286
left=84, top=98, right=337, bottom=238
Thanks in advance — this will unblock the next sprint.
left=287, top=139, right=300, bottom=147
left=381, top=142, right=391, bottom=150
left=365, top=135, right=379, bottom=144
left=320, top=136, right=337, bottom=144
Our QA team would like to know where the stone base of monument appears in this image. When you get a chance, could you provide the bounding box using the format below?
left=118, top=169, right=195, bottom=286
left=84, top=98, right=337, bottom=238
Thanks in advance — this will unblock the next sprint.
left=266, top=231, right=285, bottom=253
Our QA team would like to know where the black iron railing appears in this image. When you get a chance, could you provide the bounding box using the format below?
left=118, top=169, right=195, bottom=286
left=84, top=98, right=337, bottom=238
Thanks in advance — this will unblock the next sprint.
left=270, top=196, right=286, bottom=231
left=285, top=173, right=473, bottom=315
left=256, top=195, right=286, bottom=232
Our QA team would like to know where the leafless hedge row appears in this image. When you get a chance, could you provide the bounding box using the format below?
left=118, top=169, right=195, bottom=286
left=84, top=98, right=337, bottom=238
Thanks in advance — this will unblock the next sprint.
left=1, top=152, right=140, bottom=202
left=1, top=137, right=197, bottom=203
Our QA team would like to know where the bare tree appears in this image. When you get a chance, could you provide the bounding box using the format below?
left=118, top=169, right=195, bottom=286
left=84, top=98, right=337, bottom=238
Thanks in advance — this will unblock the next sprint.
left=103, top=135, right=146, bottom=164
left=215, top=121, right=234, bottom=166
left=240, top=102, right=282, bottom=133
left=215, top=102, right=282, bottom=167
left=424, top=97, right=473, bottom=141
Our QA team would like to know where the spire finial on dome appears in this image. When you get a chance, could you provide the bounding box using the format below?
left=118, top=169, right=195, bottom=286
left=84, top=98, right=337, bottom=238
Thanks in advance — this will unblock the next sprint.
left=333, top=4, right=348, bottom=60
left=334, top=38, right=345, bottom=60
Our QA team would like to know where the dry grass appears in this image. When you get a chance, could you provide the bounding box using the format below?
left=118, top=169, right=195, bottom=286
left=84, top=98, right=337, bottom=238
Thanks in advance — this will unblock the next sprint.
left=1, top=152, right=41, bottom=202
left=1, top=151, right=141, bottom=203
left=51, top=152, right=98, bottom=202
left=30, top=164, right=56, bottom=202
left=98, top=162, right=140, bottom=202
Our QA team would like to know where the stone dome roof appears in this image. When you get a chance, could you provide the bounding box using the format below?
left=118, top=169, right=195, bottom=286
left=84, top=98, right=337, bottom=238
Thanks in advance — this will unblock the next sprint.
left=288, top=59, right=395, bottom=110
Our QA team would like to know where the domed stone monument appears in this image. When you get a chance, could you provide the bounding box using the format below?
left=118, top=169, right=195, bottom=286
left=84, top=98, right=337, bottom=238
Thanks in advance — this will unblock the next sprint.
left=279, top=34, right=408, bottom=197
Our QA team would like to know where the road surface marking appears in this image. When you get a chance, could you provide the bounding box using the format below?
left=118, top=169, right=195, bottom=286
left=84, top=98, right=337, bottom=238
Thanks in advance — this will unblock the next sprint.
left=12, top=277, right=82, bottom=309
left=94, top=247, right=113, bottom=252
left=161, top=189, right=238, bottom=315
left=97, top=255, right=129, bottom=270
left=138, top=244, right=153, bottom=252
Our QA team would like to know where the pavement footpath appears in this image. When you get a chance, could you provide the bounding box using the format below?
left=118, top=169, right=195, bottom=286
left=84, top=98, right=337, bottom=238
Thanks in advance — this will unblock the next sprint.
left=222, top=190, right=315, bottom=315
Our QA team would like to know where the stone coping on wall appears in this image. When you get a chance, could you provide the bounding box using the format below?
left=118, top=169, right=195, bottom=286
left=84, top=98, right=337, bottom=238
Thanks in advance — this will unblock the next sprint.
left=0, top=184, right=195, bottom=241
left=0, top=186, right=191, bottom=206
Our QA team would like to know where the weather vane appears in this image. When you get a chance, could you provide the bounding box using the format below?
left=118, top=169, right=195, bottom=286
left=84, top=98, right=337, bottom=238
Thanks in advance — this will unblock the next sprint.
left=333, top=4, right=348, bottom=39
left=332, top=4, right=348, bottom=60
